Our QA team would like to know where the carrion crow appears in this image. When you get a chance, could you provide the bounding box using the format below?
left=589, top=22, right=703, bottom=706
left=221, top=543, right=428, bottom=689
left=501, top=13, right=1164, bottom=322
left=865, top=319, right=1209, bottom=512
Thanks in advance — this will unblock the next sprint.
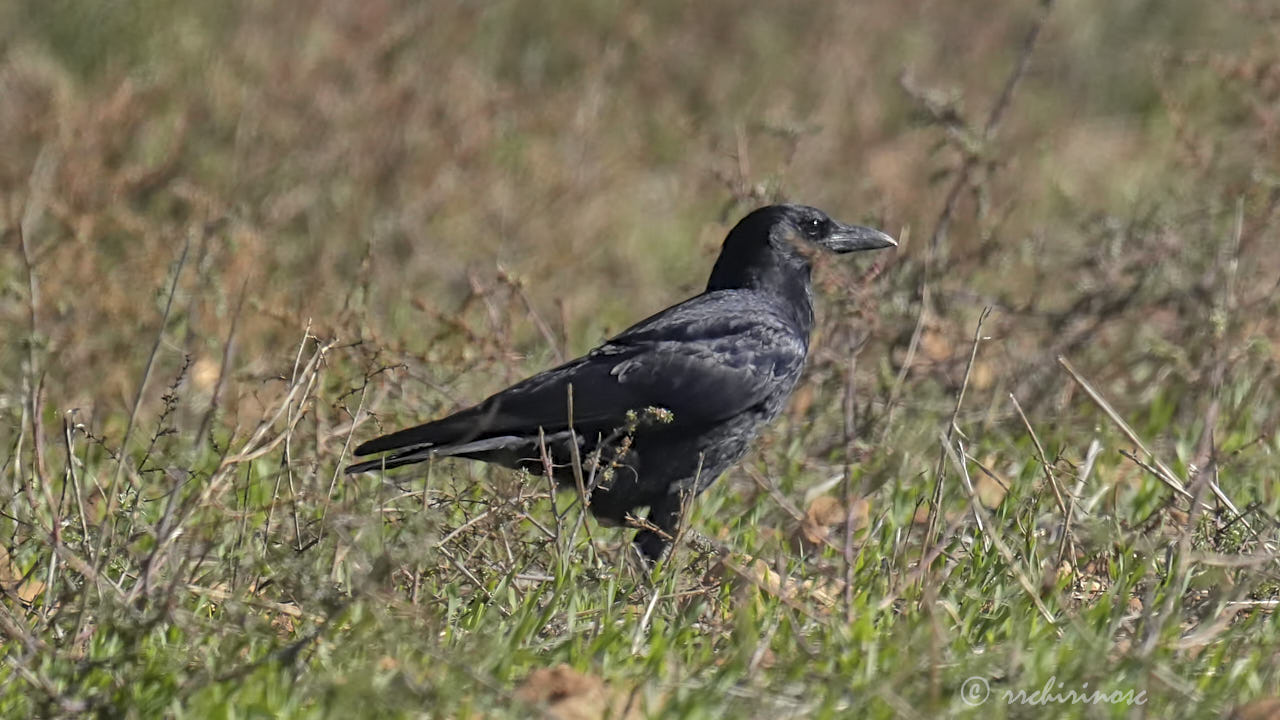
left=346, top=204, right=895, bottom=562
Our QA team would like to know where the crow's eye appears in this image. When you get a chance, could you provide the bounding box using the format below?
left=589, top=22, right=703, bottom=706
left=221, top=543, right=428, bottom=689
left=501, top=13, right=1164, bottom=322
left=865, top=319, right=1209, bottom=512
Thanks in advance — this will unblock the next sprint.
left=805, top=218, right=824, bottom=236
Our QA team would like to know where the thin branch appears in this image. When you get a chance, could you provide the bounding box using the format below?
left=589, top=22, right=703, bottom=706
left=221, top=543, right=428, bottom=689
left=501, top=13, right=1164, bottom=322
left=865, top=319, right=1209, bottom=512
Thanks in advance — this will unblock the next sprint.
left=97, top=231, right=192, bottom=570
left=923, top=306, right=992, bottom=564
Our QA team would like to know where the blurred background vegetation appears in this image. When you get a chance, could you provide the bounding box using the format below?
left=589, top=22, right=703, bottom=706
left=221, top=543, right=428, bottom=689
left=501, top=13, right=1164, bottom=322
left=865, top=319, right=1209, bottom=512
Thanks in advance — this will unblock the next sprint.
left=3, top=0, right=1280, bottom=717
left=4, top=0, right=1275, bottom=409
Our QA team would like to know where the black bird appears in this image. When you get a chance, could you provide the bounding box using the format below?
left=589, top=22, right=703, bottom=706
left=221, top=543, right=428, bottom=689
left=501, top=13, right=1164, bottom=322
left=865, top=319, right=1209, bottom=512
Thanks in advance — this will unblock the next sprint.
left=346, top=204, right=895, bottom=562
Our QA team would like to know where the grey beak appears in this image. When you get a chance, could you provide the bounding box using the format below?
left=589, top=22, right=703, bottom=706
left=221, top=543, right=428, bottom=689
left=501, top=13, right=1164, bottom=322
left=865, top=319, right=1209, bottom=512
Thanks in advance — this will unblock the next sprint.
left=823, top=223, right=897, bottom=253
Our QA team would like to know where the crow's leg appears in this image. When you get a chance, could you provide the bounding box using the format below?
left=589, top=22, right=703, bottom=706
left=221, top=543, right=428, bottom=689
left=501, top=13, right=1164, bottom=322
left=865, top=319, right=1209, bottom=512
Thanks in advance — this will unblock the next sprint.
left=632, top=492, right=684, bottom=565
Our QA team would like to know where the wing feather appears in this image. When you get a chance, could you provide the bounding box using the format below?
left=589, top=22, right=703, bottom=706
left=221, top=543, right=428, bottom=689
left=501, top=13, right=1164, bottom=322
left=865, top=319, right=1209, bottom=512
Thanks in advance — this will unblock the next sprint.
left=351, top=290, right=805, bottom=460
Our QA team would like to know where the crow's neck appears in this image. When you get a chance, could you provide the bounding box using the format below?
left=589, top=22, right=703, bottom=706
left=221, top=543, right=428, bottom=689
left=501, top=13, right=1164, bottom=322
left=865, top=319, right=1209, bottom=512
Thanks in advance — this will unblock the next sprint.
left=706, top=258, right=815, bottom=333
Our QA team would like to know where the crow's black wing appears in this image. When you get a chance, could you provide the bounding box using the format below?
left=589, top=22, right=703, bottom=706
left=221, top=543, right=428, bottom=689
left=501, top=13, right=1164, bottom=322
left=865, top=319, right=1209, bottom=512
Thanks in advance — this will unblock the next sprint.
left=589, top=290, right=808, bottom=426
left=349, top=290, right=805, bottom=464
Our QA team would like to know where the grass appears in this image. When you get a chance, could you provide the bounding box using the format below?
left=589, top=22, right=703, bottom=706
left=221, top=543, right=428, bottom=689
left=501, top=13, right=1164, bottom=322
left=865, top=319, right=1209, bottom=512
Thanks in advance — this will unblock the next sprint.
left=3, top=0, right=1280, bottom=717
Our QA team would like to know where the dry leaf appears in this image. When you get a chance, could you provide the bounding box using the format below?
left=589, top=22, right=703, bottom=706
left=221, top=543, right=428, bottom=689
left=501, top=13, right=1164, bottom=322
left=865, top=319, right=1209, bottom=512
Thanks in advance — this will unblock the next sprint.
left=191, top=355, right=221, bottom=392
left=794, top=495, right=869, bottom=550
left=0, top=546, right=20, bottom=586
left=920, top=326, right=953, bottom=363
left=742, top=559, right=839, bottom=608
left=974, top=473, right=1007, bottom=508
left=1, top=546, right=46, bottom=604
left=912, top=504, right=966, bottom=526
left=969, top=359, right=996, bottom=391
left=913, top=504, right=932, bottom=525
left=788, top=384, right=814, bottom=420
left=515, top=665, right=643, bottom=720
left=18, top=578, right=46, bottom=604
left=1228, top=698, right=1280, bottom=720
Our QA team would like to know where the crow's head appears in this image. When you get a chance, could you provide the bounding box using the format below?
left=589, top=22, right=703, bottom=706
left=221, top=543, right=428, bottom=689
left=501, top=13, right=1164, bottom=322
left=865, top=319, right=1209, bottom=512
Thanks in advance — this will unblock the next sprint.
left=707, top=204, right=895, bottom=293
left=774, top=204, right=897, bottom=256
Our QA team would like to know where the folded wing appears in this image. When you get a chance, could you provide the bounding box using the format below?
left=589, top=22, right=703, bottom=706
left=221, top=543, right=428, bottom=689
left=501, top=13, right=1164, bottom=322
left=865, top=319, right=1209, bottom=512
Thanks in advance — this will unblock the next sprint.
left=347, top=291, right=805, bottom=471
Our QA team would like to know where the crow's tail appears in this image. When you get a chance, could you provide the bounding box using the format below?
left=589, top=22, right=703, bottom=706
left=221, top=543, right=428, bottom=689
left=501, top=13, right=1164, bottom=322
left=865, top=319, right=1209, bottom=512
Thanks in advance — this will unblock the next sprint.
left=344, top=447, right=435, bottom=474
left=343, top=434, right=532, bottom=474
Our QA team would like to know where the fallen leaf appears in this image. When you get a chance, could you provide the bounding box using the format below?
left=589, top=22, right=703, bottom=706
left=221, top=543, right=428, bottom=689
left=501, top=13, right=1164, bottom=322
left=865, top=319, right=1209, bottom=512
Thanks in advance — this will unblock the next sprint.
left=18, top=578, right=45, bottom=604
left=794, top=495, right=869, bottom=550
left=920, top=326, right=954, bottom=363
left=746, top=558, right=839, bottom=608
left=1, top=546, right=46, bottom=604
left=973, top=458, right=1009, bottom=508
left=0, top=546, right=19, bottom=586
left=192, top=356, right=221, bottom=392
left=788, top=384, right=814, bottom=420
left=1228, top=698, right=1280, bottom=720
left=515, top=665, right=643, bottom=720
